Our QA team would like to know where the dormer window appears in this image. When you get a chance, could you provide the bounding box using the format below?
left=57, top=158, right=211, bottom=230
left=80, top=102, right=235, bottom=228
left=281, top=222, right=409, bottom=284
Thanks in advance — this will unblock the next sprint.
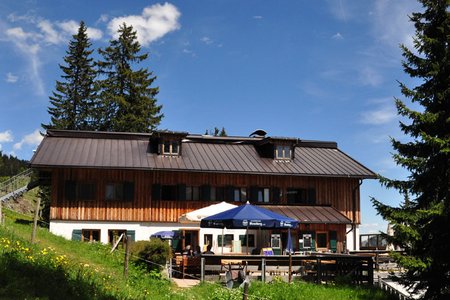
left=163, top=141, right=179, bottom=155
left=275, top=145, right=292, bottom=160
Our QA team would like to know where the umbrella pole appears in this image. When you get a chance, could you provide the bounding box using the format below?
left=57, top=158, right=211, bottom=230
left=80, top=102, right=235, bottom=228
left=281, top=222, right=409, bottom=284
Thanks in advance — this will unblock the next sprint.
left=246, top=224, right=249, bottom=255
left=288, top=228, right=292, bottom=283
left=221, top=227, right=224, bottom=254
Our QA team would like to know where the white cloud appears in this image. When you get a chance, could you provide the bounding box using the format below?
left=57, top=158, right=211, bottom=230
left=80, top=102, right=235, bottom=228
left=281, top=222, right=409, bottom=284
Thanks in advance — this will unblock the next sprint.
left=6, top=72, right=18, bottom=83
left=0, top=130, right=13, bottom=152
left=58, top=20, right=103, bottom=40
left=38, top=19, right=63, bottom=44
left=360, top=103, right=397, bottom=125
left=0, top=130, right=13, bottom=143
left=359, top=66, right=383, bottom=87
left=200, top=36, right=213, bottom=45
left=4, top=18, right=102, bottom=95
left=97, top=14, right=109, bottom=24
left=108, top=2, right=181, bottom=47
left=253, top=15, right=263, bottom=20
left=13, top=129, right=43, bottom=150
left=5, top=26, right=44, bottom=95
left=332, top=32, right=343, bottom=40
left=371, top=0, right=420, bottom=50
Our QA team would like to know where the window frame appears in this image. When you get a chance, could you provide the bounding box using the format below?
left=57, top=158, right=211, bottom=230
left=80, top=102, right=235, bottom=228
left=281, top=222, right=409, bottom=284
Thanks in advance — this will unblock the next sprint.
left=105, top=182, right=134, bottom=202
left=316, top=231, right=328, bottom=250
left=162, top=140, right=180, bottom=156
left=81, top=229, right=100, bottom=242
left=275, top=145, right=292, bottom=160
left=64, top=180, right=96, bottom=201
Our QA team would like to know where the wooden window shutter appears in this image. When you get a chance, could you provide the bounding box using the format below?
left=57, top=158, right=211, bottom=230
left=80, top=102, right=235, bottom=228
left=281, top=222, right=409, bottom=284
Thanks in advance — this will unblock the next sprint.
left=308, top=188, right=316, bottom=204
left=272, top=188, right=280, bottom=203
left=226, top=186, right=235, bottom=202
left=249, top=186, right=258, bottom=202
left=310, top=232, right=316, bottom=251
left=177, top=184, right=186, bottom=201
left=329, top=231, right=337, bottom=253
left=201, top=185, right=211, bottom=201
left=152, top=184, right=161, bottom=201
left=65, top=180, right=76, bottom=201
left=126, top=230, right=136, bottom=242
left=72, top=229, right=82, bottom=241
left=124, top=182, right=135, bottom=201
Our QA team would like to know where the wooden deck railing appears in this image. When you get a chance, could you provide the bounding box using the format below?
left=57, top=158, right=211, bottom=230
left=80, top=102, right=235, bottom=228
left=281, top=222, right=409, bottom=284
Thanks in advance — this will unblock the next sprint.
left=190, top=253, right=374, bottom=285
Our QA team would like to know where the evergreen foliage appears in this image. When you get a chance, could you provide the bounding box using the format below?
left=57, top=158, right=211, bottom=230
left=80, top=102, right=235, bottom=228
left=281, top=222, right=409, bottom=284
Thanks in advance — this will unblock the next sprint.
left=97, top=23, right=163, bottom=132
left=0, top=151, right=27, bottom=179
left=371, top=1, right=450, bottom=298
left=205, top=127, right=228, bottom=136
left=43, top=21, right=98, bottom=131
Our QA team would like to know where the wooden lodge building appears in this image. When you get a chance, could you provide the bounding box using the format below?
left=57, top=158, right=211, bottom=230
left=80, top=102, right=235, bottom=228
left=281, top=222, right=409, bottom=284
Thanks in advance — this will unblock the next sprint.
left=30, top=129, right=376, bottom=254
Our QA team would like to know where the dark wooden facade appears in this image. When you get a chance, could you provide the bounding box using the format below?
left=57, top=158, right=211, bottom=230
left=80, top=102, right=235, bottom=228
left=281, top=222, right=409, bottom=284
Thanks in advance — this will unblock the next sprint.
left=50, top=168, right=360, bottom=224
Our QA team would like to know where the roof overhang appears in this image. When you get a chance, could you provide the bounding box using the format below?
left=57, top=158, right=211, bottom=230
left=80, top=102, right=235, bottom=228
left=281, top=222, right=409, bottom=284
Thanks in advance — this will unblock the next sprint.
left=261, top=205, right=353, bottom=224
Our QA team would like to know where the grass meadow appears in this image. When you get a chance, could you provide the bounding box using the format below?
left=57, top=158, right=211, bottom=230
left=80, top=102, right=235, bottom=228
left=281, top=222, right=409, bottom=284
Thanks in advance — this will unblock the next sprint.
left=0, top=208, right=395, bottom=300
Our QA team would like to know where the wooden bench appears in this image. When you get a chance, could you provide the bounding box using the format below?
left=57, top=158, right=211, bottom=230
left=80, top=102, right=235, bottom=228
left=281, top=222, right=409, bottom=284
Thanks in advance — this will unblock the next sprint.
left=182, top=256, right=201, bottom=279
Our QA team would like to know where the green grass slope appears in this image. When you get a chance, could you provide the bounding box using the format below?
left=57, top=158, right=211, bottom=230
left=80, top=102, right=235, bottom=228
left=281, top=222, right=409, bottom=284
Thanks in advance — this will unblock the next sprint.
left=0, top=204, right=395, bottom=300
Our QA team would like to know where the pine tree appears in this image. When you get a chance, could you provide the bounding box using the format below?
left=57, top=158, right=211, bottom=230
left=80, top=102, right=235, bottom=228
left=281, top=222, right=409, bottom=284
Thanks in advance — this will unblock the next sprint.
left=43, top=21, right=98, bottom=131
left=371, top=1, right=450, bottom=298
left=97, top=23, right=163, bottom=132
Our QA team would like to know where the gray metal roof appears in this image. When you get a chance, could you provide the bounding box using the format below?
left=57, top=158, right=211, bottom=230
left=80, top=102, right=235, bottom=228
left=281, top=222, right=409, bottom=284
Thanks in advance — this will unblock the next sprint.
left=30, top=130, right=376, bottom=178
left=262, top=205, right=352, bottom=224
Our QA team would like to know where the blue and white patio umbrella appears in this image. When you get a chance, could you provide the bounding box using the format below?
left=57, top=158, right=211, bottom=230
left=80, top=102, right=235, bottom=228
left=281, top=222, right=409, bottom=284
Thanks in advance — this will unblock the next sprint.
left=200, top=202, right=298, bottom=254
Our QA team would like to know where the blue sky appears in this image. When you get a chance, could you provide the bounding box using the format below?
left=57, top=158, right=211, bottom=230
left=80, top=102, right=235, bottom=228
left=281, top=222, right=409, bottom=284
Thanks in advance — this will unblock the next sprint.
left=0, top=1, right=422, bottom=233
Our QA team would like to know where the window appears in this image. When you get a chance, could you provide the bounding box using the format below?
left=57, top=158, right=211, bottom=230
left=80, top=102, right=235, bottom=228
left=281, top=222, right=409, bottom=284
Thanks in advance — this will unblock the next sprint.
left=162, top=141, right=179, bottom=155
left=65, top=181, right=96, bottom=201
left=286, top=188, right=316, bottom=204
left=239, top=234, right=255, bottom=247
left=82, top=229, right=100, bottom=242
left=275, top=145, right=292, bottom=159
left=218, top=234, right=234, bottom=247
left=186, top=186, right=200, bottom=201
left=249, top=187, right=272, bottom=203
left=302, top=233, right=312, bottom=249
left=161, top=185, right=177, bottom=200
left=210, top=187, right=216, bottom=201
left=257, top=188, right=270, bottom=203
left=316, top=232, right=328, bottom=250
left=233, top=187, right=247, bottom=202
left=360, top=234, right=388, bottom=250
left=204, top=234, right=213, bottom=247
left=105, top=182, right=134, bottom=201
left=108, top=229, right=127, bottom=246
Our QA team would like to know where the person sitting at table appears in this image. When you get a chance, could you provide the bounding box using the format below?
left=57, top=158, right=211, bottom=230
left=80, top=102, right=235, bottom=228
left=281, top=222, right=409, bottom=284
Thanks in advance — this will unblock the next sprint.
left=182, top=245, right=193, bottom=256
left=193, top=245, right=202, bottom=256
left=203, top=244, right=214, bottom=255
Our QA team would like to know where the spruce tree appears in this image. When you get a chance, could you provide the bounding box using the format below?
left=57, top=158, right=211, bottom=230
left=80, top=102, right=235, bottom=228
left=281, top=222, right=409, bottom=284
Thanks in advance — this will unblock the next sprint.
left=43, top=21, right=98, bottom=130
left=97, top=23, right=163, bottom=132
left=371, top=1, right=449, bottom=298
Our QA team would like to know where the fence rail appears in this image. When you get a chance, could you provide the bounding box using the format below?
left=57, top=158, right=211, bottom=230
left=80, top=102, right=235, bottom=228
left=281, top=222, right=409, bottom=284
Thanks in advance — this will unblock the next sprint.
left=0, top=169, right=34, bottom=202
left=174, top=253, right=374, bottom=285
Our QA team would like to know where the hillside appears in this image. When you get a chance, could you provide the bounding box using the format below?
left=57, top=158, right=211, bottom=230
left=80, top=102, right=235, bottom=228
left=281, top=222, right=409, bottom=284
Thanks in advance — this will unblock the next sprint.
left=0, top=192, right=396, bottom=300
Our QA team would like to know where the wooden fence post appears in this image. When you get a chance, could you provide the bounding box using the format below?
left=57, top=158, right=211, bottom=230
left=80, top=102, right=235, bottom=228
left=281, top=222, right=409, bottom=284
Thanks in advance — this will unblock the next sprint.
left=261, top=258, right=266, bottom=283
left=368, top=257, right=374, bottom=285
left=31, top=197, right=41, bottom=244
left=242, top=280, right=249, bottom=300
left=201, top=257, right=205, bottom=282
left=316, top=258, right=321, bottom=284
left=124, top=235, right=130, bottom=278
left=288, top=252, right=292, bottom=283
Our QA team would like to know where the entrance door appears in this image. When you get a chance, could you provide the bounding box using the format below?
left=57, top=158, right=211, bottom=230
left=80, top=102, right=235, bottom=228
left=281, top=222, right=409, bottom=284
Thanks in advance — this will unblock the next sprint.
left=182, top=229, right=199, bottom=250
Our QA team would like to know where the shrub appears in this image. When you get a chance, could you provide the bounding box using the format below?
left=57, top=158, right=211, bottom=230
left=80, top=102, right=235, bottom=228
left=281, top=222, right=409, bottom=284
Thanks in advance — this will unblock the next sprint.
left=130, top=239, right=171, bottom=272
